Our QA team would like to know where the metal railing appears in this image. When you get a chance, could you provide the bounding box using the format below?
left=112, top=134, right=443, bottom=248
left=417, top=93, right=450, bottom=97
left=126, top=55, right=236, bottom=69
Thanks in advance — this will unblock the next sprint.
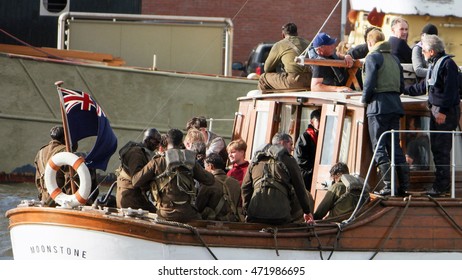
left=343, top=129, right=461, bottom=226
left=207, top=118, right=235, bottom=132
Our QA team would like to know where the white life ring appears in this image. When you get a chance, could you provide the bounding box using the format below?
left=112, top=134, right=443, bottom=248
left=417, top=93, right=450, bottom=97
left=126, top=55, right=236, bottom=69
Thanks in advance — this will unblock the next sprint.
left=44, top=152, right=92, bottom=208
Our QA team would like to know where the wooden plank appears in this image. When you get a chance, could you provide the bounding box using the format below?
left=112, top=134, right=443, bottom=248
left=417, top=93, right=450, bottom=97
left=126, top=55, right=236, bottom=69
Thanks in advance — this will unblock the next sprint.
left=0, top=44, right=125, bottom=66
left=303, top=58, right=363, bottom=91
left=303, top=58, right=362, bottom=68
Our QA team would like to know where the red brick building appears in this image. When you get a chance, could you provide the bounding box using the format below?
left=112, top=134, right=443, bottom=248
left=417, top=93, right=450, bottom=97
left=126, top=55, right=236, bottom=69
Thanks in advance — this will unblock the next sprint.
left=142, top=0, right=352, bottom=70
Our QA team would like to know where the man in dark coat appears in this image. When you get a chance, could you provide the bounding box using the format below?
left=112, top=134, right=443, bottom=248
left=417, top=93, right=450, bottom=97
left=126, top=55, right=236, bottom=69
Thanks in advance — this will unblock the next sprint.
left=405, top=34, right=461, bottom=196
left=388, top=17, right=412, bottom=63
left=362, top=29, right=409, bottom=196
left=294, top=108, right=321, bottom=192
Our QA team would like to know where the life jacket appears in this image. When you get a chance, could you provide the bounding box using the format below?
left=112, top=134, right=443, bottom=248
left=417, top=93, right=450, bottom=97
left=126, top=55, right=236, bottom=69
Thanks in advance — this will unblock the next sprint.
left=426, top=54, right=462, bottom=98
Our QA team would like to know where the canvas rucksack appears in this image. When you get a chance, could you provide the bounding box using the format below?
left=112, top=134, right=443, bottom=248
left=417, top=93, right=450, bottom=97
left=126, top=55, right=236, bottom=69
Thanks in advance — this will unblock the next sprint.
left=247, top=145, right=293, bottom=221
left=204, top=176, right=241, bottom=222
left=334, top=174, right=370, bottom=208
left=153, top=149, right=197, bottom=205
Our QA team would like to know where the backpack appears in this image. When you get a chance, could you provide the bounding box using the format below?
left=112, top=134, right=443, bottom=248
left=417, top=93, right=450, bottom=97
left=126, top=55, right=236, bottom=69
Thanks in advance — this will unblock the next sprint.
left=211, top=176, right=241, bottom=222
left=118, top=141, right=150, bottom=174
left=334, top=174, right=370, bottom=208
left=154, top=149, right=197, bottom=205
left=247, top=145, right=293, bottom=221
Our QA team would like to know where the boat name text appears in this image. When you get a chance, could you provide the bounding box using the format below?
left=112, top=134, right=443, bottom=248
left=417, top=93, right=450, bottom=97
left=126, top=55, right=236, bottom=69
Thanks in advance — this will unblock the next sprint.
left=30, top=244, right=87, bottom=259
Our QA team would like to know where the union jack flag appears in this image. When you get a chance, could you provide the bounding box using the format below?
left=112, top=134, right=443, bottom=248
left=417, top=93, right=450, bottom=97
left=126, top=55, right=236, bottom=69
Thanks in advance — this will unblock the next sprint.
left=61, top=88, right=105, bottom=117
left=58, top=87, right=117, bottom=171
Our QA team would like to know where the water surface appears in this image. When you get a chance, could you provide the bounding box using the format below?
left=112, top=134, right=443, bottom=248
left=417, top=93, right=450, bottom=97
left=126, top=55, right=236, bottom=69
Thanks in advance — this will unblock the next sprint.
left=0, top=183, right=36, bottom=260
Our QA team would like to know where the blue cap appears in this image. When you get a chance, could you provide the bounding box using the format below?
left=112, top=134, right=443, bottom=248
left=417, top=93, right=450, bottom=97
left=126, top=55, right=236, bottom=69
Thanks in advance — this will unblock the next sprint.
left=313, top=32, right=337, bottom=48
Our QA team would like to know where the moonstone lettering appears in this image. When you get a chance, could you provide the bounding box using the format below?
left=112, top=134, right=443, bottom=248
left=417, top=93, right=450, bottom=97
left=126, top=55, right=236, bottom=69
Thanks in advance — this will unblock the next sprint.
left=29, top=245, right=87, bottom=259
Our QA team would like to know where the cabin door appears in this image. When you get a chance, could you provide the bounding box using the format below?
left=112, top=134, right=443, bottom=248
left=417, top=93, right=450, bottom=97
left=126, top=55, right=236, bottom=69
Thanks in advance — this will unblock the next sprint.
left=311, top=103, right=346, bottom=209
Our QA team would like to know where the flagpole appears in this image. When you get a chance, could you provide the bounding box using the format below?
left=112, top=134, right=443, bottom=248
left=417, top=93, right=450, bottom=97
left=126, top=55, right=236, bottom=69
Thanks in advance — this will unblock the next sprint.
left=55, top=81, right=78, bottom=194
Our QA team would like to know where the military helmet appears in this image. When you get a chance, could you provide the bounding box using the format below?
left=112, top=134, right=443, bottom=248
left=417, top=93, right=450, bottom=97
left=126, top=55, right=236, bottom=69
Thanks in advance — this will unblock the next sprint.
left=50, top=126, right=65, bottom=143
left=143, top=128, right=161, bottom=142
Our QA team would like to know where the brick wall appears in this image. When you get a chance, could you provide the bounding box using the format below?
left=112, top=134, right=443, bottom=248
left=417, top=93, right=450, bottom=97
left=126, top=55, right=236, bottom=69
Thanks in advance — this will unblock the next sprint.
left=142, top=0, right=352, bottom=75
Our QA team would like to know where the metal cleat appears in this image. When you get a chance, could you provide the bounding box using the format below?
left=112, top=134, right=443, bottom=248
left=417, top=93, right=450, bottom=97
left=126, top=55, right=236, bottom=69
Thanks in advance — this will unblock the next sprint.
left=18, top=200, right=44, bottom=208
left=123, top=207, right=149, bottom=218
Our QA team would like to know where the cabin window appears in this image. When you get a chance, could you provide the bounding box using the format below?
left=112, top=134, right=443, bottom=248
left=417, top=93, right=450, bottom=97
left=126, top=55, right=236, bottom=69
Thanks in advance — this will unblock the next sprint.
left=298, top=107, right=317, bottom=137
left=320, top=115, right=338, bottom=165
left=339, top=115, right=352, bottom=163
left=405, top=115, right=431, bottom=171
left=251, top=111, right=269, bottom=157
left=279, top=105, right=297, bottom=135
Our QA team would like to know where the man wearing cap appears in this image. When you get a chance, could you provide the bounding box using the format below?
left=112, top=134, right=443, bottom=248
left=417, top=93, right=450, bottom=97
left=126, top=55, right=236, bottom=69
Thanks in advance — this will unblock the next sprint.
left=309, top=32, right=353, bottom=92
left=389, top=17, right=412, bottom=63
left=412, top=23, right=438, bottom=79
left=258, top=22, right=312, bottom=91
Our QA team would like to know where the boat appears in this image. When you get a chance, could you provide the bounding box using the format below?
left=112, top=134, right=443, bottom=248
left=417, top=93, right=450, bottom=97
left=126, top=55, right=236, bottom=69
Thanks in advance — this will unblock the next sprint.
left=6, top=55, right=462, bottom=259
left=6, top=0, right=462, bottom=260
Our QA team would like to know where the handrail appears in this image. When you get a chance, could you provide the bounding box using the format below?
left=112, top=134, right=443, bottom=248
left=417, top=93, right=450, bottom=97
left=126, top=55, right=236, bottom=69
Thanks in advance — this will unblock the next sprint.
left=343, top=129, right=462, bottom=225
left=387, top=129, right=460, bottom=198
left=207, top=118, right=235, bottom=132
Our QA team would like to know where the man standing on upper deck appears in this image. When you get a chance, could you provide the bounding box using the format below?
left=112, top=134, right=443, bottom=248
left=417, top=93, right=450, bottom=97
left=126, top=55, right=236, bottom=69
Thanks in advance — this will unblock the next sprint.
left=405, top=35, right=461, bottom=196
left=309, top=32, right=353, bottom=92
left=389, top=17, right=412, bottom=63
left=258, top=22, right=312, bottom=91
left=361, top=29, right=409, bottom=196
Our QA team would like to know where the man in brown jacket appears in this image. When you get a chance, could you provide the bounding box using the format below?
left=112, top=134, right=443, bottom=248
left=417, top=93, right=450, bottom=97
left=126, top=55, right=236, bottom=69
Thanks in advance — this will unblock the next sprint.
left=34, top=126, right=69, bottom=206
left=258, top=22, right=312, bottom=91
left=116, top=128, right=161, bottom=213
left=132, top=128, right=214, bottom=222
left=241, top=133, right=314, bottom=225
left=196, top=153, right=241, bottom=221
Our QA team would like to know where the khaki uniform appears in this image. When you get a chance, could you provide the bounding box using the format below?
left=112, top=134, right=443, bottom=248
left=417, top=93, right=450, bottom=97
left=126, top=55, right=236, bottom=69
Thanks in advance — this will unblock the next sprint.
left=241, top=144, right=313, bottom=224
left=132, top=149, right=215, bottom=222
left=196, top=169, right=241, bottom=221
left=258, top=36, right=312, bottom=90
left=313, top=181, right=369, bottom=220
left=116, top=143, right=156, bottom=213
left=34, top=140, right=68, bottom=206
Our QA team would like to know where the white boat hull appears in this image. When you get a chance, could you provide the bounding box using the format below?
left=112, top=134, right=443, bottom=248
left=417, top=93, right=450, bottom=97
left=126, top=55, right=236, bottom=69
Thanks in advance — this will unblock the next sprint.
left=10, top=224, right=462, bottom=260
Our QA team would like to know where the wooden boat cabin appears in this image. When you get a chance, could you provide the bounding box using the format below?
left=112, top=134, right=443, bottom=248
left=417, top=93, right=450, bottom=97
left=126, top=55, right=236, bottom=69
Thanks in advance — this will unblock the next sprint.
left=231, top=69, right=462, bottom=209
